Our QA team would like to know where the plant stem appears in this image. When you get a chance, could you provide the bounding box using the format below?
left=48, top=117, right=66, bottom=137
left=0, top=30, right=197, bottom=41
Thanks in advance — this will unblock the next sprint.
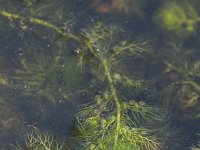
left=102, top=60, right=121, bottom=149
left=0, top=10, right=82, bottom=43
left=0, top=10, right=123, bottom=149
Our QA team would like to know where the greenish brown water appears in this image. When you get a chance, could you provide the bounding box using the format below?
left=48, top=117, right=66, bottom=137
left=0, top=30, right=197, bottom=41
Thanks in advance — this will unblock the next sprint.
left=0, top=0, right=199, bottom=150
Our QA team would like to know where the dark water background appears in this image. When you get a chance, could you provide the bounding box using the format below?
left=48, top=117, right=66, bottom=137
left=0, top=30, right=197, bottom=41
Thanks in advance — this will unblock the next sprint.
left=0, top=0, right=200, bottom=150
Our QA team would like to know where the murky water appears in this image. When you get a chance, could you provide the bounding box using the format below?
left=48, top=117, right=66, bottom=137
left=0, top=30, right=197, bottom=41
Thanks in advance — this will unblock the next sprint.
left=0, top=0, right=199, bottom=150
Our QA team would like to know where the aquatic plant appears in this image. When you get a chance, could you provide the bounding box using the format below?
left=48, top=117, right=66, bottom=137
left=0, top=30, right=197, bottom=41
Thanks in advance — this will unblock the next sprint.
left=0, top=8, right=88, bottom=106
left=191, top=142, right=200, bottom=150
left=159, top=45, right=200, bottom=120
left=13, top=127, right=65, bottom=150
left=71, top=23, right=164, bottom=150
left=154, top=0, right=200, bottom=37
left=0, top=9, right=165, bottom=150
left=148, top=30, right=200, bottom=147
left=74, top=100, right=162, bottom=150
left=11, top=52, right=86, bottom=105
left=0, top=74, right=8, bottom=86
left=1, top=1, right=200, bottom=149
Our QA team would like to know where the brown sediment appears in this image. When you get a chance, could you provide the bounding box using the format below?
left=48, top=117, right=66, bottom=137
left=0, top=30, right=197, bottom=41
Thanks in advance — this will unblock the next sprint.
left=90, top=0, right=117, bottom=14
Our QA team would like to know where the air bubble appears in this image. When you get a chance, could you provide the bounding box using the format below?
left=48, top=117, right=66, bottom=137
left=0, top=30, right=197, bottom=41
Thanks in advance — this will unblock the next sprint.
left=74, top=49, right=80, bottom=54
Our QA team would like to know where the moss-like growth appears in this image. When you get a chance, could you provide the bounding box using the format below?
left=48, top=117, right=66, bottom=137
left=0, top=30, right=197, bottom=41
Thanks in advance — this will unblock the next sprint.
left=154, top=1, right=200, bottom=37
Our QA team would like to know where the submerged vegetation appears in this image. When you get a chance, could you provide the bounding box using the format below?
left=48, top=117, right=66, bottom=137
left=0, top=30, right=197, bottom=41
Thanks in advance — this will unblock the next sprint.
left=0, top=0, right=199, bottom=150
left=13, top=127, right=66, bottom=150
left=154, top=0, right=200, bottom=38
left=71, top=23, right=164, bottom=150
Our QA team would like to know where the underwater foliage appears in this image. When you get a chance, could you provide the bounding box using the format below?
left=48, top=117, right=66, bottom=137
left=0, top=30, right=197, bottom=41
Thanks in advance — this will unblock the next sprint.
left=0, top=96, right=25, bottom=149
left=0, top=6, right=171, bottom=149
left=11, top=52, right=86, bottom=105
left=75, top=100, right=162, bottom=150
left=191, top=142, right=200, bottom=150
left=71, top=23, right=165, bottom=150
left=1, top=0, right=200, bottom=149
left=157, top=43, right=200, bottom=120
left=2, top=10, right=87, bottom=106
left=13, top=127, right=65, bottom=150
left=154, top=0, right=200, bottom=38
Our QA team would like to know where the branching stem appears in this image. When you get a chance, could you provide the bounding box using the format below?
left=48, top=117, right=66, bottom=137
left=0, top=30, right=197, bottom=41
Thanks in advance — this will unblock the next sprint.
left=0, top=10, right=82, bottom=43
left=102, top=60, right=121, bottom=149
left=0, top=10, right=123, bottom=149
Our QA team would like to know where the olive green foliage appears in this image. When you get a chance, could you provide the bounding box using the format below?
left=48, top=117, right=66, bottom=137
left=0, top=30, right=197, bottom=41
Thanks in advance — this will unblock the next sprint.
left=154, top=0, right=200, bottom=37
left=13, top=127, right=65, bottom=150
left=1, top=1, right=200, bottom=149
left=191, top=143, right=200, bottom=150
left=152, top=9, right=200, bottom=145
left=11, top=52, right=84, bottom=105
left=0, top=7, right=164, bottom=149
left=0, top=0, right=85, bottom=106
left=158, top=43, right=200, bottom=120
left=75, top=99, right=161, bottom=150
left=73, top=23, right=164, bottom=150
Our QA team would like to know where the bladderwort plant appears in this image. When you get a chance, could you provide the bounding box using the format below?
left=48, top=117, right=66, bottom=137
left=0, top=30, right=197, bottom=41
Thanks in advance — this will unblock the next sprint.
left=0, top=10, right=165, bottom=150
left=154, top=0, right=200, bottom=38
left=159, top=43, right=200, bottom=120
left=0, top=11, right=87, bottom=106
left=71, top=23, right=165, bottom=150
left=12, top=127, right=66, bottom=150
